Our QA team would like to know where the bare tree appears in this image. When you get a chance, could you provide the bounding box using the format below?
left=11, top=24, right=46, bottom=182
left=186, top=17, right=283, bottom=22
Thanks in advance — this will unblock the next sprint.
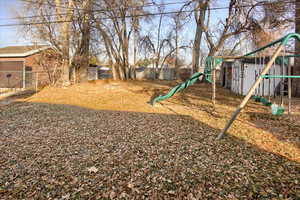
left=37, top=49, right=63, bottom=85
left=139, top=33, right=173, bottom=78
left=244, top=0, right=293, bottom=55
left=19, top=0, right=94, bottom=85
left=171, top=13, right=186, bottom=78
left=93, top=0, right=149, bottom=80
left=139, top=6, right=189, bottom=79
left=202, top=1, right=251, bottom=56
left=186, top=0, right=210, bottom=73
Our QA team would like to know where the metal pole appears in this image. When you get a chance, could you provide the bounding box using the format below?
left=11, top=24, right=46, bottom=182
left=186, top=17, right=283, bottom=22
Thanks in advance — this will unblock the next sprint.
left=217, top=44, right=284, bottom=140
left=288, top=58, right=292, bottom=115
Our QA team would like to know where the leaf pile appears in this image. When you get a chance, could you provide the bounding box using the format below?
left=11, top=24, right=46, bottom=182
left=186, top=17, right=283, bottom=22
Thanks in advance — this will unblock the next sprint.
left=0, top=81, right=299, bottom=199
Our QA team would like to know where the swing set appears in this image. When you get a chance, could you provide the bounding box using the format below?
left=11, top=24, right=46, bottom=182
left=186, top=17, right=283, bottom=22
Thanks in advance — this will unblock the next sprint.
left=218, top=33, right=300, bottom=139
left=150, top=33, right=300, bottom=139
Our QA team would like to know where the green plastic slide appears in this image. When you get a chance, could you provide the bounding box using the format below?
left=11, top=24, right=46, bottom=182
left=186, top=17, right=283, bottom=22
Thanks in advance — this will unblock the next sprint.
left=151, top=72, right=204, bottom=105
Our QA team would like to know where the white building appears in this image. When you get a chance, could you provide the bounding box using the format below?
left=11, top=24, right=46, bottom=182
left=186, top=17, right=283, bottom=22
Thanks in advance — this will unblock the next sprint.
left=221, top=57, right=287, bottom=96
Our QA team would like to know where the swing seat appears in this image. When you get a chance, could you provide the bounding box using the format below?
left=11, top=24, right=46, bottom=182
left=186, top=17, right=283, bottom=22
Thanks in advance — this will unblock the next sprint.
left=253, top=96, right=262, bottom=102
left=260, top=97, right=272, bottom=106
left=271, top=104, right=285, bottom=116
left=252, top=96, right=272, bottom=106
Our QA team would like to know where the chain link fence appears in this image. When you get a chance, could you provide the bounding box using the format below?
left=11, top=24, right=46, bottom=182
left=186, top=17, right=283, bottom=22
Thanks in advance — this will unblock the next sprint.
left=0, top=71, right=53, bottom=95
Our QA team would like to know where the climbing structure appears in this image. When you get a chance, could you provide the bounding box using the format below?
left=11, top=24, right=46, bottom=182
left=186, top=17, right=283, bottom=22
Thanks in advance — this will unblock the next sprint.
left=150, top=32, right=300, bottom=139
left=151, top=33, right=300, bottom=139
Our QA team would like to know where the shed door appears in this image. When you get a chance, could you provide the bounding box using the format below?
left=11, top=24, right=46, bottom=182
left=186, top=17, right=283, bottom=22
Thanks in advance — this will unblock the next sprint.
left=0, top=61, right=24, bottom=88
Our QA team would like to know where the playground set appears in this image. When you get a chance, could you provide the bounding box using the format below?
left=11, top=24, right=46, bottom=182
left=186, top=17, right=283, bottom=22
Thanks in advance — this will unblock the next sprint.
left=151, top=33, right=300, bottom=139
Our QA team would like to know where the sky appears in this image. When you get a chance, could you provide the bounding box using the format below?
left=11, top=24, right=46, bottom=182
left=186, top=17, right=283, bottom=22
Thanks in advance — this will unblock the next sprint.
left=0, top=0, right=33, bottom=47
left=0, top=0, right=229, bottom=49
left=0, top=0, right=235, bottom=65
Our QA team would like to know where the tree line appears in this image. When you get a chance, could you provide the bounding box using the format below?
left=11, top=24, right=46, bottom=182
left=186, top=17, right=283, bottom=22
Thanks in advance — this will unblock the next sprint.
left=18, top=0, right=297, bottom=93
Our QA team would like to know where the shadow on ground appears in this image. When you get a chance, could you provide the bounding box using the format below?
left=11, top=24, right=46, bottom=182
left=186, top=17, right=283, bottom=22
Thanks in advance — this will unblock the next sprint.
left=0, top=90, right=37, bottom=106
left=0, top=102, right=299, bottom=199
left=136, top=80, right=300, bottom=152
left=247, top=111, right=300, bottom=148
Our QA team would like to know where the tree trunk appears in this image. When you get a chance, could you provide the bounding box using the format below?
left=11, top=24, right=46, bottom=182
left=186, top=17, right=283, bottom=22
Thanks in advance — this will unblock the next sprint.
left=55, top=0, right=73, bottom=86
left=111, top=63, right=120, bottom=80
left=192, top=22, right=202, bottom=73
left=155, top=14, right=163, bottom=80
left=192, top=2, right=207, bottom=73
left=76, top=0, right=93, bottom=82
left=175, top=21, right=179, bottom=79
left=293, top=0, right=300, bottom=96
left=132, top=29, right=138, bottom=80
left=62, top=59, right=70, bottom=85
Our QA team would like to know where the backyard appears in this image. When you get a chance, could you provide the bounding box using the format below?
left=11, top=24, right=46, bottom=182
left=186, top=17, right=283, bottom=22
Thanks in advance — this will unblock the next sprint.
left=0, top=80, right=299, bottom=199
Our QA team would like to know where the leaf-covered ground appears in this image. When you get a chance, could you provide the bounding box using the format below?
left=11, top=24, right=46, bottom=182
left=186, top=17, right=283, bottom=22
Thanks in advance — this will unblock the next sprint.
left=0, top=80, right=299, bottom=199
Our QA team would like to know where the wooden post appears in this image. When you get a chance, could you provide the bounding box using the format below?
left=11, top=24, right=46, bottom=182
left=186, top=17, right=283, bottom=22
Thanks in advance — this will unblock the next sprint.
left=241, top=64, right=244, bottom=95
left=224, top=64, right=227, bottom=88
left=273, top=64, right=276, bottom=98
left=217, top=44, right=284, bottom=140
left=258, top=69, right=261, bottom=96
left=288, top=58, right=292, bottom=115
left=96, top=67, right=98, bottom=80
left=35, top=72, right=39, bottom=92
left=74, top=68, right=76, bottom=83
left=262, top=57, right=265, bottom=96
left=23, top=62, right=26, bottom=89
left=212, top=59, right=216, bottom=105
left=254, top=58, right=258, bottom=96
left=280, top=56, right=284, bottom=106
left=268, top=65, right=271, bottom=101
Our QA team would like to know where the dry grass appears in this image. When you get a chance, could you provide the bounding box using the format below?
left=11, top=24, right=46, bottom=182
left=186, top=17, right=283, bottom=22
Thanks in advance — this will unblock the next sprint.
left=0, top=80, right=299, bottom=199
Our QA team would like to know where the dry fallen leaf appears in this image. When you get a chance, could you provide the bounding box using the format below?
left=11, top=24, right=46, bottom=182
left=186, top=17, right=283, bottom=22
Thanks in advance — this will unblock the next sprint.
left=87, top=166, right=98, bottom=173
left=127, top=183, right=134, bottom=189
left=0, top=81, right=299, bottom=199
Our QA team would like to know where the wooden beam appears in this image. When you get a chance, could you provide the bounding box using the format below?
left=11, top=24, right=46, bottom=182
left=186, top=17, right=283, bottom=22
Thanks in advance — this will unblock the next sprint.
left=288, top=58, right=292, bottom=115
left=23, top=61, right=26, bottom=89
left=212, top=59, right=216, bottom=105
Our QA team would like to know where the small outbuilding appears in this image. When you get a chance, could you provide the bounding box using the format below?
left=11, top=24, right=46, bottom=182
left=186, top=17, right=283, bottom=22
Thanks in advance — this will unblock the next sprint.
left=221, top=57, right=287, bottom=96
left=87, top=64, right=112, bottom=80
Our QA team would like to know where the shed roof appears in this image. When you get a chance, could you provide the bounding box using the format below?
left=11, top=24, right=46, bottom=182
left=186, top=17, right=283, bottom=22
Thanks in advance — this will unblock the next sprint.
left=0, top=45, right=50, bottom=58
